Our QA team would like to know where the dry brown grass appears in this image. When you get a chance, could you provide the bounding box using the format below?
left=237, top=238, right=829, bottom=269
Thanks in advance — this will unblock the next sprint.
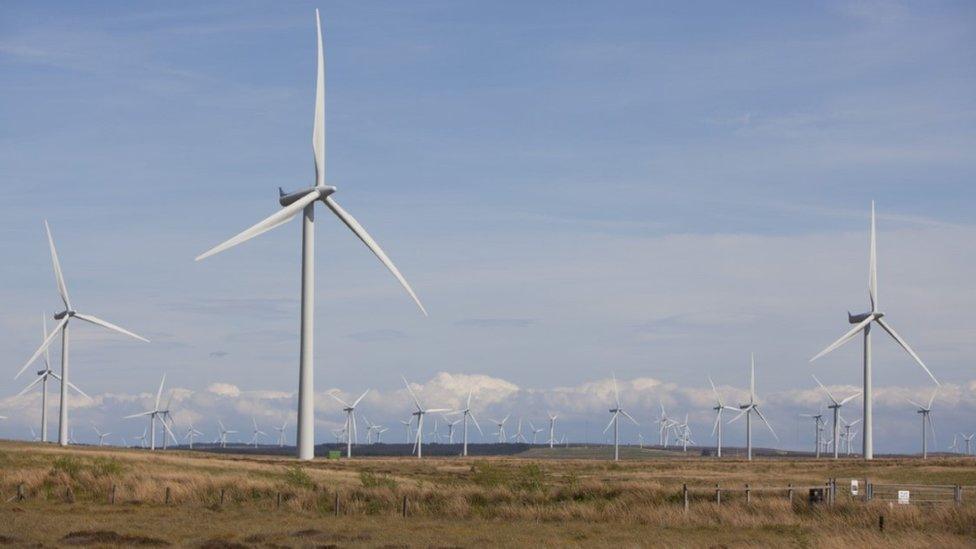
left=0, top=441, right=974, bottom=547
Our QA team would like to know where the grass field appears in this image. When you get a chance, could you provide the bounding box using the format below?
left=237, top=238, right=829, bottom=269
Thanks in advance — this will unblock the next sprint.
left=1, top=441, right=974, bottom=547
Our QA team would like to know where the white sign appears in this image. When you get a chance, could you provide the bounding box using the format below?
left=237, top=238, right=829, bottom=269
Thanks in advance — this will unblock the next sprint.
left=898, top=490, right=910, bottom=505
left=850, top=480, right=859, bottom=495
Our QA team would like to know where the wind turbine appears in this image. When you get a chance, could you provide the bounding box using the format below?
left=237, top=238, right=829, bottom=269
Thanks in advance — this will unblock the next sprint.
left=841, top=417, right=861, bottom=456
left=217, top=419, right=237, bottom=448
left=960, top=433, right=974, bottom=456
left=184, top=423, right=203, bottom=449
left=708, top=376, right=737, bottom=458
left=400, top=418, right=413, bottom=443
left=92, top=424, right=111, bottom=447
left=17, top=222, right=149, bottom=446
left=249, top=418, right=268, bottom=448
left=676, top=414, right=694, bottom=451
left=656, top=403, right=677, bottom=448
left=908, top=390, right=938, bottom=459
left=949, top=434, right=960, bottom=454
left=16, top=315, right=93, bottom=442
left=444, top=417, right=462, bottom=444
left=453, top=391, right=482, bottom=457
left=811, top=202, right=939, bottom=460
left=510, top=418, right=529, bottom=443
left=811, top=375, right=860, bottom=459
left=547, top=412, right=558, bottom=449
left=799, top=410, right=825, bottom=458
left=124, top=374, right=176, bottom=451
left=29, top=427, right=40, bottom=442
left=194, top=9, right=426, bottom=462
left=728, top=354, right=777, bottom=461
left=402, top=377, right=449, bottom=458
left=604, top=374, right=639, bottom=461
left=529, top=421, right=545, bottom=444
left=328, top=389, right=370, bottom=458
left=274, top=420, right=288, bottom=447
left=134, top=427, right=148, bottom=448
left=488, top=415, right=510, bottom=443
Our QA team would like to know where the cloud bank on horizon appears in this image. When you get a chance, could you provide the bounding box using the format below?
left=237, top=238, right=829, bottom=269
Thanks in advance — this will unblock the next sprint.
left=0, top=1, right=974, bottom=452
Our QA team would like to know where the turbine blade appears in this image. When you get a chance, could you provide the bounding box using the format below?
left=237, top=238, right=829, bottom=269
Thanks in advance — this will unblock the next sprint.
left=875, top=318, right=939, bottom=385
left=312, top=9, right=325, bottom=187
left=869, top=201, right=878, bottom=311
left=44, top=221, right=71, bottom=310
left=352, top=389, right=370, bottom=408
left=66, top=380, right=92, bottom=400
left=620, top=410, right=639, bottom=426
left=124, top=411, right=154, bottom=419
left=810, top=315, right=874, bottom=362
left=195, top=189, right=320, bottom=261
left=155, top=374, right=166, bottom=410
left=603, top=412, right=617, bottom=434
left=327, top=391, right=351, bottom=408
left=811, top=374, right=838, bottom=405
left=16, top=375, right=45, bottom=396
left=927, top=389, right=938, bottom=410
left=612, top=372, right=620, bottom=408
left=906, top=398, right=924, bottom=409
left=839, top=392, right=861, bottom=405
left=749, top=353, right=756, bottom=402
left=42, top=315, right=51, bottom=370
left=470, top=412, right=484, bottom=435
left=162, top=418, right=178, bottom=443
left=324, top=196, right=427, bottom=316
left=401, top=376, right=423, bottom=410
left=727, top=408, right=748, bottom=424
left=73, top=313, right=150, bottom=343
left=15, top=317, right=69, bottom=379
left=708, top=375, right=723, bottom=406
left=426, top=408, right=451, bottom=413
left=755, top=408, right=778, bottom=441
left=711, top=409, right=721, bottom=437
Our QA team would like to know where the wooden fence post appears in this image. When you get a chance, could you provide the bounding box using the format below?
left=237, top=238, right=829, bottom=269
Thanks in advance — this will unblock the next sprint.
left=65, top=486, right=74, bottom=503
left=788, top=483, right=793, bottom=504
left=110, top=484, right=117, bottom=505
left=334, top=492, right=340, bottom=517
left=745, top=484, right=751, bottom=504
left=165, top=487, right=171, bottom=505
left=219, top=488, right=225, bottom=507
left=276, top=492, right=281, bottom=509
left=683, top=484, right=689, bottom=513
left=16, top=484, right=25, bottom=502
left=715, top=484, right=721, bottom=505
left=879, top=515, right=884, bottom=531
left=954, top=485, right=962, bottom=505
left=402, top=495, right=408, bottom=518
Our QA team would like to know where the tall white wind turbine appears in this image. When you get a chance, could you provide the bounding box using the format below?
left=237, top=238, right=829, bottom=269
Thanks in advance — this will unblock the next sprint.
left=908, top=390, right=938, bottom=459
left=546, top=412, right=558, bottom=449
left=454, top=391, right=482, bottom=457
left=402, top=377, right=449, bottom=458
left=274, top=420, right=288, bottom=447
left=249, top=417, right=268, bottom=448
left=194, top=10, right=426, bottom=461
left=124, top=374, right=176, bottom=451
left=217, top=419, right=237, bottom=448
left=961, top=433, right=975, bottom=456
left=184, top=423, right=203, bottom=449
left=603, top=374, right=638, bottom=461
left=707, top=376, right=737, bottom=458
left=811, top=375, right=860, bottom=459
left=328, top=389, right=369, bottom=458
left=488, top=415, right=510, bottom=443
left=17, top=222, right=149, bottom=446
left=811, top=202, right=939, bottom=460
left=92, top=424, right=112, bottom=447
left=728, top=354, right=777, bottom=461
left=799, top=410, right=825, bottom=458
left=16, top=315, right=92, bottom=442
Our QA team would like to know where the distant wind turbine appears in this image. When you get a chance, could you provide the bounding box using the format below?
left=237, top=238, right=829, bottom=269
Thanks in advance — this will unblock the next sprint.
left=328, top=389, right=370, bottom=458
left=124, top=374, right=176, bottom=451
left=249, top=418, right=268, bottom=448
left=707, top=376, right=737, bottom=458
left=402, top=377, right=449, bottom=458
left=811, top=202, right=939, bottom=460
left=17, top=221, right=149, bottom=447
left=604, top=374, right=638, bottom=461
left=547, top=412, right=558, bottom=449
left=92, top=424, right=112, bottom=447
left=799, top=409, right=825, bottom=458
left=812, top=375, right=860, bottom=459
left=452, top=391, right=483, bottom=457
left=729, top=354, right=777, bottom=461
left=194, top=10, right=427, bottom=461
left=908, top=390, right=938, bottom=459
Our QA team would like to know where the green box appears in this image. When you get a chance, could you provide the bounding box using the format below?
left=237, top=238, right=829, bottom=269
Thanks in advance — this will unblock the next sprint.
left=328, top=450, right=341, bottom=460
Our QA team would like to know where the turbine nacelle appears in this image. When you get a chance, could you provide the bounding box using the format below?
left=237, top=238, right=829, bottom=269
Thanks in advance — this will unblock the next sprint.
left=53, top=310, right=75, bottom=320
left=278, top=186, right=336, bottom=207
left=848, top=311, right=881, bottom=324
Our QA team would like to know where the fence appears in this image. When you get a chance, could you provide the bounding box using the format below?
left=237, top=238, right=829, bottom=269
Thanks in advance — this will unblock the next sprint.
left=6, top=478, right=969, bottom=516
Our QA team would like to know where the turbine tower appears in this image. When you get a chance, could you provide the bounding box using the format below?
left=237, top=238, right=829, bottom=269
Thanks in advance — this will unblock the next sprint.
left=799, top=410, right=825, bottom=458
left=402, top=377, right=448, bottom=458
left=249, top=418, right=268, bottom=448
left=547, top=412, right=558, bottom=449
left=729, top=354, right=777, bottom=460
left=488, top=415, right=510, bottom=443
left=92, top=424, right=112, bottom=447
left=961, top=433, right=975, bottom=456
left=184, top=423, right=203, bottom=449
left=216, top=419, right=237, bottom=448
left=328, top=389, right=370, bottom=458
left=194, top=10, right=427, bottom=461
left=18, top=222, right=149, bottom=446
left=274, top=420, right=288, bottom=447
left=603, top=374, right=638, bottom=461
left=908, top=390, right=938, bottom=459
left=811, top=375, right=860, bottom=459
left=707, top=376, right=737, bottom=458
left=811, top=202, right=939, bottom=460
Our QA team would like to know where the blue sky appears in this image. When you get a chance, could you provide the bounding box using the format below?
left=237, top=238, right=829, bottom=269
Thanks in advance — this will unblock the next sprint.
left=1, top=1, right=974, bottom=452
